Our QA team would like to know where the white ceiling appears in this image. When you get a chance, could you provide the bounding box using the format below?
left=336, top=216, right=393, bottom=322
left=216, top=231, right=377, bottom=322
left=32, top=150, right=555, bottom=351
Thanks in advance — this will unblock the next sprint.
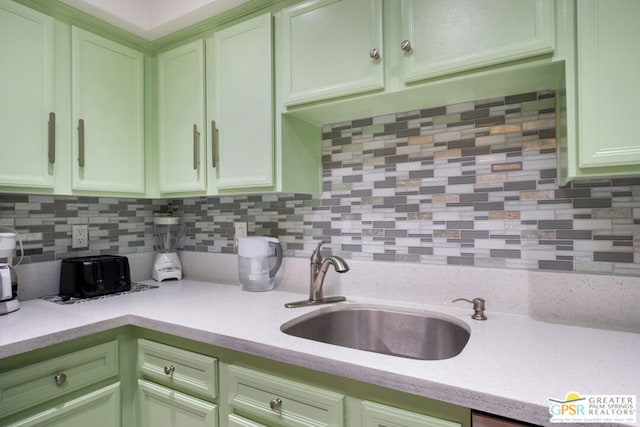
left=60, top=0, right=251, bottom=40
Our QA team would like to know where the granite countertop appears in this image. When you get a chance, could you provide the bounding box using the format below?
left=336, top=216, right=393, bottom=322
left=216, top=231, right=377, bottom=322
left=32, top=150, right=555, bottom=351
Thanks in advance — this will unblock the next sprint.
left=1, top=279, right=638, bottom=426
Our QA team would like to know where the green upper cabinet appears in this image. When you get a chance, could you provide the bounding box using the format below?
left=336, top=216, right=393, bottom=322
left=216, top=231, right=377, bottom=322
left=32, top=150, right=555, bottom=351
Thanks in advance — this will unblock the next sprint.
left=559, top=0, right=640, bottom=182
left=279, top=0, right=384, bottom=106
left=71, top=27, right=145, bottom=194
left=400, top=0, right=555, bottom=83
left=0, top=0, right=54, bottom=190
left=157, top=40, right=207, bottom=194
left=206, top=13, right=274, bottom=191
left=278, top=0, right=555, bottom=109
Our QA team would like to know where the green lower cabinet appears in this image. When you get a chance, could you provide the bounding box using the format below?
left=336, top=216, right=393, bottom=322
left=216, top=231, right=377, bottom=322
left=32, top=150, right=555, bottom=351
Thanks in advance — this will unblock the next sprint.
left=138, top=380, right=218, bottom=427
left=137, top=338, right=218, bottom=400
left=220, top=363, right=467, bottom=427
left=0, top=330, right=472, bottom=427
left=358, top=400, right=462, bottom=427
left=221, top=363, right=345, bottom=427
left=0, top=340, right=119, bottom=418
left=136, top=339, right=219, bottom=426
left=8, top=383, right=121, bottom=427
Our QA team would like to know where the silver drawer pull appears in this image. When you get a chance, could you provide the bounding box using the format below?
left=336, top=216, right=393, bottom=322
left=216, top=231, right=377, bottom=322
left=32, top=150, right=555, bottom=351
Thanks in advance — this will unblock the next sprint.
left=269, top=397, right=283, bottom=411
left=164, top=365, right=175, bottom=375
left=54, top=373, right=67, bottom=385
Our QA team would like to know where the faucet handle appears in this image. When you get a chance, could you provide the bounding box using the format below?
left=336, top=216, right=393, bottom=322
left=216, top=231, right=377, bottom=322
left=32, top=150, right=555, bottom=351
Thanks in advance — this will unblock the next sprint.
left=452, top=297, right=487, bottom=321
left=311, top=240, right=325, bottom=263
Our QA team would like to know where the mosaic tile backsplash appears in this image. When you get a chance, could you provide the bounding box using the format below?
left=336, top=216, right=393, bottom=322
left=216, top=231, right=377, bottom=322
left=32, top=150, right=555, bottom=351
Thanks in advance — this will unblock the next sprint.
left=1, top=90, right=639, bottom=276
left=0, top=196, right=167, bottom=263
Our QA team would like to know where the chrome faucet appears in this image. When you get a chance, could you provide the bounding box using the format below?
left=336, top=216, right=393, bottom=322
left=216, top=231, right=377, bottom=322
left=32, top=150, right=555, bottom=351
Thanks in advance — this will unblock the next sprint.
left=285, top=241, right=349, bottom=308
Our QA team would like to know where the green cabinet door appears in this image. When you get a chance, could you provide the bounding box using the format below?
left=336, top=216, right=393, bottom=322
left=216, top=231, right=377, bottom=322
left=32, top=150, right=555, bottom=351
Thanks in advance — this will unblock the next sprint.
left=8, top=383, right=120, bottom=427
left=138, top=379, right=218, bottom=427
left=279, top=0, right=384, bottom=106
left=576, top=0, right=640, bottom=169
left=0, top=0, right=54, bottom=189
left=71, top=27, right=145, bottom=194
left=206, top=13, right=274, bottom=191
left=157, top=40, right=206, bottom=194
left=400, top=0, right=555, bottom=82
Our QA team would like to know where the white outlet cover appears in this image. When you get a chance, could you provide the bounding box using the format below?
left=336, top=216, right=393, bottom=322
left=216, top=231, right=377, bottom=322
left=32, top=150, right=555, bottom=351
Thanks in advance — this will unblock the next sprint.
left=72, top=225, right=89, bottom=249
left=234, top=222, right=248, bottom=238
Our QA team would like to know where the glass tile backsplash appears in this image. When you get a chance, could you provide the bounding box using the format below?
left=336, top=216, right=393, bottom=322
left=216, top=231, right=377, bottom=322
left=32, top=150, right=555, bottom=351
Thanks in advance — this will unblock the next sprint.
left=1, top=90, right=639, bottom=275
left=0, top=196, right=167, bottom=263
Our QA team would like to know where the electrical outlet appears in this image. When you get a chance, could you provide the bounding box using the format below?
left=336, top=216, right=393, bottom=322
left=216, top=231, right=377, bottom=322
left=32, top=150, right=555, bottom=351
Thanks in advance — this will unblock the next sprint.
left=234, top=222, right=248, bottom=238
left=72, top=224, right=88, bottom=249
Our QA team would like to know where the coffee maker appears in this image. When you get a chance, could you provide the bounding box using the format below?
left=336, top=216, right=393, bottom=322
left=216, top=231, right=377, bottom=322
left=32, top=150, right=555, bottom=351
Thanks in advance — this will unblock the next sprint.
left=0, top=231, right=22, bottom=315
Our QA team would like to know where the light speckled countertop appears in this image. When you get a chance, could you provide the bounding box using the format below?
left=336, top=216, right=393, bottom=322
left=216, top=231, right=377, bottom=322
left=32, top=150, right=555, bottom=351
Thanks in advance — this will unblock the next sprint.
left=1, top=279, right=638, bottom=426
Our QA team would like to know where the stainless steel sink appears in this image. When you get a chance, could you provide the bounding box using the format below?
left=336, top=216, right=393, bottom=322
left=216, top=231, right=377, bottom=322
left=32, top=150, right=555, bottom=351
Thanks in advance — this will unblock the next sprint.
left=280, top=305, right=470, bottom=360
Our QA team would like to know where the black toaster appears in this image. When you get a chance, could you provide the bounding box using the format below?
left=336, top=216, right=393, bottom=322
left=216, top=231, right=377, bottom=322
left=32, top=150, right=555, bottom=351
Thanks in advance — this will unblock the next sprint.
left=59, top=255, right=131, bottom=298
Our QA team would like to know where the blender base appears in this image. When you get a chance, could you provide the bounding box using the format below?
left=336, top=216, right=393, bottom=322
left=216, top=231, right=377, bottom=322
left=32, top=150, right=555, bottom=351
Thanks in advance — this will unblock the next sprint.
left=152, top=252, right=182, bottom=282
left=0, top=298, right=19, bottom=314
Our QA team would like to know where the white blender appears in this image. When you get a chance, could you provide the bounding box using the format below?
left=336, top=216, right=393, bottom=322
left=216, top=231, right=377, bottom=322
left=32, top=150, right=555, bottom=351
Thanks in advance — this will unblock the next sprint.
left=152, top=216, right=186, bottom=281
left=0, top=230, right=22, bottom=315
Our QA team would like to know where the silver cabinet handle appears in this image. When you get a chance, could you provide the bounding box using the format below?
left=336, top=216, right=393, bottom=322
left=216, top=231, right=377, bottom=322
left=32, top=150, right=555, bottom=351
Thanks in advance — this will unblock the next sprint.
left=211, top=120, right=217, bottom=167
left=192, top=124, right=200, bottom=170
left=48, top=112, right=55, bottom=164
left=164, top=365, right=175, bottom=375
left=400, top=39, right=412, bottom=52
left=269, top=397, right=282, bottom=411
left=369, top=48, right=380, bottom=60
left=54, top=373, right=67, bottom=385
left=77, top=119, right=85, bottom=168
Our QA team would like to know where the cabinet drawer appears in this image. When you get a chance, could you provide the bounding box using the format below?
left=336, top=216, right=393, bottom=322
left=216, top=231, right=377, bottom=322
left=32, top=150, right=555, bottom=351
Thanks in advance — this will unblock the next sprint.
left=361, top=400, right=461, bottom=427
left=224, top=364, right=345, bottom=427
left=138, top=339, right=218, bottom=399
left=0, top=340, right=118, bottom=418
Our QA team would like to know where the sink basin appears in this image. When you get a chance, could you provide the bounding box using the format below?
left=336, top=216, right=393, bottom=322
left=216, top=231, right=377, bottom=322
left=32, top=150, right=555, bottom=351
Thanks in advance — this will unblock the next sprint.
left=281, top=304, right=470, bottom=360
